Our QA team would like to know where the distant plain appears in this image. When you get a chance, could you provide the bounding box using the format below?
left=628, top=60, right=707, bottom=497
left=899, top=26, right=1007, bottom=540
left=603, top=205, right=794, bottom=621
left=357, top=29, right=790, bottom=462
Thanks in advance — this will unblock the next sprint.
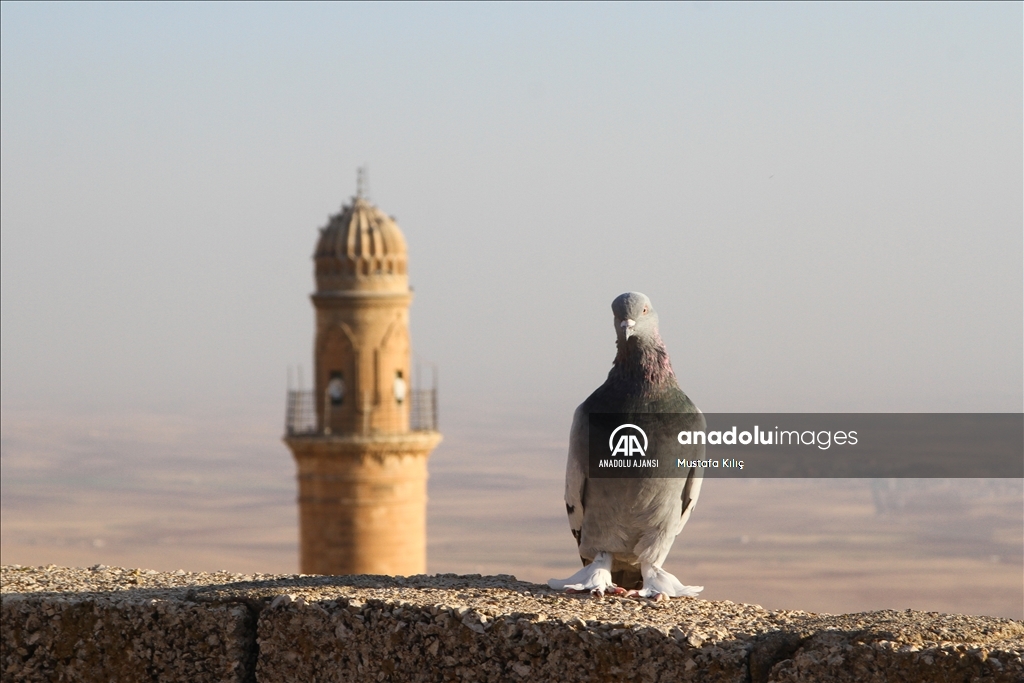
left=2, top=408, right=1020, bottom=620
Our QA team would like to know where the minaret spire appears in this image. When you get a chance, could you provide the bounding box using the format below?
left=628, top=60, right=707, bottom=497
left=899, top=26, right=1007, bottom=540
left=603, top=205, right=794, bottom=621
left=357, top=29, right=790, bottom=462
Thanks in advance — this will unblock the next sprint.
left=356, top=165, right=368, bottom=200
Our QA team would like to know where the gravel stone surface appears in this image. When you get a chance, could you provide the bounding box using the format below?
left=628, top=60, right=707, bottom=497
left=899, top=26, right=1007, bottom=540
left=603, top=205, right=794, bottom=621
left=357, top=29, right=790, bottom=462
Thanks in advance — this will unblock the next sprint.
left=3, top=565, right=1022, bottom=682
left=2, top=565, right=257, bottom=683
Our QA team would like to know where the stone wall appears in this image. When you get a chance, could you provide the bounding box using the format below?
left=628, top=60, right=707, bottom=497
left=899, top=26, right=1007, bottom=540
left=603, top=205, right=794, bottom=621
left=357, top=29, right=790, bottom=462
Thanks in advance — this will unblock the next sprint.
left=2, top=565, right=1021, bottom=682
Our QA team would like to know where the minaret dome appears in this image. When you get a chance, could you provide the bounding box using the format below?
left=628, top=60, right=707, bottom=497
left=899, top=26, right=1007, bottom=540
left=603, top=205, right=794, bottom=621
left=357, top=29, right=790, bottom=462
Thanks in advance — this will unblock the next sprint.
left=314, top=196, right=408, bottom=293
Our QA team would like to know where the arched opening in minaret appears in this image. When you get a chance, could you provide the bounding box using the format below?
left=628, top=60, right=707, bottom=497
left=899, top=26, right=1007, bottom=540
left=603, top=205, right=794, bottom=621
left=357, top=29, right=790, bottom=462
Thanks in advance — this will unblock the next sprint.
left=328, top=372, right=344, bottom=406
left=394, top=370, right=406, bottom=405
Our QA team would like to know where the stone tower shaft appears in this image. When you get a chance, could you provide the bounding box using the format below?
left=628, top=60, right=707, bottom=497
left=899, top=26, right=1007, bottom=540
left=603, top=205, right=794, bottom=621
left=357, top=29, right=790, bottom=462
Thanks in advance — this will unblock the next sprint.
left=313, top=290, right=412, bottom=435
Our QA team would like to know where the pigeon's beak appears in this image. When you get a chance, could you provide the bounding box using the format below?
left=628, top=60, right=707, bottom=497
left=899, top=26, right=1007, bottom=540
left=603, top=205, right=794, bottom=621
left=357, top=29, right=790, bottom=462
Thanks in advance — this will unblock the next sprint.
left=621, top=319, right=636, bottom=339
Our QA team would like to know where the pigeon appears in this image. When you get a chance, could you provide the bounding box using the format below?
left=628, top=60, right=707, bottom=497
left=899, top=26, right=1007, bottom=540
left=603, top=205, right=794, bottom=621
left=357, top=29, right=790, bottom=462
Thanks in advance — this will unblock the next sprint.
left=548, top=292, right=705, bottom=598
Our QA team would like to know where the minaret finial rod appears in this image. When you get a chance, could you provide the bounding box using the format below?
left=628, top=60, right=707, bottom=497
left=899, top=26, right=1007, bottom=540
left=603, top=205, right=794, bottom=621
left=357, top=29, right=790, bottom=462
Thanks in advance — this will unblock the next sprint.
left=356, top=166, right=368, bottom=200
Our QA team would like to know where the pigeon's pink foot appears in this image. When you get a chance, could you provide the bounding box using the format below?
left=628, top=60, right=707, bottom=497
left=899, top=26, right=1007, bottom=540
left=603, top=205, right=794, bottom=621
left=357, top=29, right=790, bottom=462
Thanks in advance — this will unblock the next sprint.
left=564, top=585, right=624, bottom=597
left=626, top=590, right=668, bottom=601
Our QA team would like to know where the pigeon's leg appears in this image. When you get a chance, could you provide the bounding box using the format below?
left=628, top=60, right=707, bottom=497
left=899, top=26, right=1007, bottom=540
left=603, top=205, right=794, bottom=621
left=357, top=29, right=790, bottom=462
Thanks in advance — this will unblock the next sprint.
left=547, top=551, right=619, bottom=595
left=636, top=562, right=703, bottom=599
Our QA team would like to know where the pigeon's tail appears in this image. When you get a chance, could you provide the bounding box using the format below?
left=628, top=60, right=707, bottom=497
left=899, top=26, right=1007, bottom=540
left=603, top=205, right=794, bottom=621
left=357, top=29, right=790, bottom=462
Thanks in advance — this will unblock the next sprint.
left=611, top=564, right=643, bottom=590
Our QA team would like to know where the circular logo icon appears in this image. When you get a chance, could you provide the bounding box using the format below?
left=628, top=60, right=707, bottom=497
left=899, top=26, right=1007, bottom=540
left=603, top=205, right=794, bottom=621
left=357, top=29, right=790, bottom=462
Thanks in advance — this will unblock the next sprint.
left=608, top=423, right=648, bottom=457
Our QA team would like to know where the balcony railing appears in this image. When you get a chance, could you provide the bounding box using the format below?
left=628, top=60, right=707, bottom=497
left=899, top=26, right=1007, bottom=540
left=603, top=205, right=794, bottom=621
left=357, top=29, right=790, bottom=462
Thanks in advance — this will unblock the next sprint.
left=285, top=390, right=318, bottom=436
left=408, top=389, right=438, bottom=432
left=285, top=388, right=438, bottom=436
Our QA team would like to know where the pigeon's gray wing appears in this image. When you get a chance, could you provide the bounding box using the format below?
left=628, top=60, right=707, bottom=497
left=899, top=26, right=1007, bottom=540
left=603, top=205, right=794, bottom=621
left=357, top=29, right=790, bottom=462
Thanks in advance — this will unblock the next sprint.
left=676, top=409, right=706, bottom=535
left=564, top=404, right=588, bottom=547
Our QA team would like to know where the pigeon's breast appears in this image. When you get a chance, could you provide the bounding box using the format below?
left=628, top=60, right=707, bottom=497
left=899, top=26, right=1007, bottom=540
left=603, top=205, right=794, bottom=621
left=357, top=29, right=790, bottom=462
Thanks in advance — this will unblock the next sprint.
left=582, top=380, right=695, bottom=415
left=578, top=477, right=686, bottom=559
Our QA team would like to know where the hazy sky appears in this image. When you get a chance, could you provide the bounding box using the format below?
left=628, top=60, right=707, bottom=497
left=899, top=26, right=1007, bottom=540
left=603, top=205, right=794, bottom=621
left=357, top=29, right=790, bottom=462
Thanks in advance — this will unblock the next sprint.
left=2, top=2, right=1021, bottom=429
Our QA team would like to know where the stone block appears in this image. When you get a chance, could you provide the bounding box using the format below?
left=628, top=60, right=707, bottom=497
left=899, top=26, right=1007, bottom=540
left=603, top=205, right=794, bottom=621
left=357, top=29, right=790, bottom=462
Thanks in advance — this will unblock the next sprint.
left=2, top=567, right=256, bottom=683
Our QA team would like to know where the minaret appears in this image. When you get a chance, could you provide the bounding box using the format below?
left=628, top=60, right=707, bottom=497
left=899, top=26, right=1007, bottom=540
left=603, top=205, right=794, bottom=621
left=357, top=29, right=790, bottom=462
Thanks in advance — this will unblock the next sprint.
left=284, top=174, right=442, bottom=575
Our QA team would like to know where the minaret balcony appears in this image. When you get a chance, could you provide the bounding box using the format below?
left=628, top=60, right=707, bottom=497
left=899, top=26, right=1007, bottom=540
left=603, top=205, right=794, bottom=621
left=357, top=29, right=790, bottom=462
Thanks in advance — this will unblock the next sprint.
left=285, top=387, right=437, bottom=437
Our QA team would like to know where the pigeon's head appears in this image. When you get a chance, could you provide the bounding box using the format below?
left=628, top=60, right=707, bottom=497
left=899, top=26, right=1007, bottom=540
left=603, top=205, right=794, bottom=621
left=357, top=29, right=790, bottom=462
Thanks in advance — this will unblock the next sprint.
left=611, top=292, right=659, bottom=345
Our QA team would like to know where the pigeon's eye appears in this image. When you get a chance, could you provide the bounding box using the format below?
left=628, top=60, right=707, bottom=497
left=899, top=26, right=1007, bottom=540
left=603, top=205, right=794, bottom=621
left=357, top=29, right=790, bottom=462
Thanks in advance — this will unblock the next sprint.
left=642, top=307, right=648, bottom=315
